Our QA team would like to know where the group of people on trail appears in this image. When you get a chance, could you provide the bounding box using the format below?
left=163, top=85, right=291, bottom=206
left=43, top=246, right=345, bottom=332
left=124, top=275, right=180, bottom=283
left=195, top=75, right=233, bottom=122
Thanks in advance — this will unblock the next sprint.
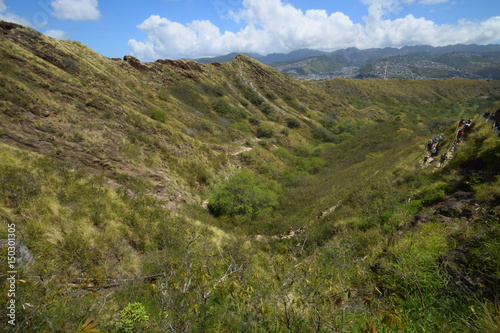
left=483, top=108, right=500, bottom=136
left=422, top=118, right=472, bottom=165
left=423, top=135, right=443, bottom=163
left=456, top=119, right=472, bottom=144
left=423, top=108, right=499, bottom=166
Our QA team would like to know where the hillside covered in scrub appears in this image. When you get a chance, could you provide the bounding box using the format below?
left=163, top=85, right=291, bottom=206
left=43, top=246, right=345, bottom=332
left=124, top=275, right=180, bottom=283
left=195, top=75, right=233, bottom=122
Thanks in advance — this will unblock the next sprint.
left=0, top=21, right=499, bottom=332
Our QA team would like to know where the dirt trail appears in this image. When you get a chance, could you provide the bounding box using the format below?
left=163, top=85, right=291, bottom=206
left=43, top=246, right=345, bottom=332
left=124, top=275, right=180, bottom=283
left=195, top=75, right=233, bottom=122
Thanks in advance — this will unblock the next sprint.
left=229, top=146, right=252, bottom=155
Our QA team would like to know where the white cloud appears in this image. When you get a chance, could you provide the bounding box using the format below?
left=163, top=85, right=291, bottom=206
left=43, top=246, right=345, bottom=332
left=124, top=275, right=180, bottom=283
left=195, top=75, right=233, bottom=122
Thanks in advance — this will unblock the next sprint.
left=129, top=0, right=500, bottom=61
left=51, top=0, right=100, bottom=21
left=418, top=0, right=449, bottom=4
left=0, top=1, right=35, bottom=28
left=44, top=29, right=67, bottom=39
left=0, top=12, right=33, bottom=27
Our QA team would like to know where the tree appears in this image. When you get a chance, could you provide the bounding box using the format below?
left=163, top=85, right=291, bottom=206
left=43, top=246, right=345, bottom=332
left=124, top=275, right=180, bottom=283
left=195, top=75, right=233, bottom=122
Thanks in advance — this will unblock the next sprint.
left=207, top=170, right=279, bottom=217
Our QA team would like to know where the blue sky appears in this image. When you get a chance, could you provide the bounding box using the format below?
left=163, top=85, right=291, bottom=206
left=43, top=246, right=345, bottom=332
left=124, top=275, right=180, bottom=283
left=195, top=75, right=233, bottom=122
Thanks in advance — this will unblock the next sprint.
left=1, top=0, right=499, bottom=61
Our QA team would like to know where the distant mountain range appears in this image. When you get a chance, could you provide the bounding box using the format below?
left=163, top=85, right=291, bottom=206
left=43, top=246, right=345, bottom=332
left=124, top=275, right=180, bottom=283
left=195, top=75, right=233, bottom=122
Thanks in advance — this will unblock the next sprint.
left=195, top=44, right=500, bottom=80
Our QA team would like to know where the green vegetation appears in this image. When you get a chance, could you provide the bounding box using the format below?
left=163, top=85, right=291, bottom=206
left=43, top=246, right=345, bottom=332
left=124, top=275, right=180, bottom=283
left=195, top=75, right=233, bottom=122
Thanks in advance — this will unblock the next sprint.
left=207, top=169, right=280, bottom=217
left=117, top=302, right=150, bottom=332
left=0, top=21, right=499, bottom=332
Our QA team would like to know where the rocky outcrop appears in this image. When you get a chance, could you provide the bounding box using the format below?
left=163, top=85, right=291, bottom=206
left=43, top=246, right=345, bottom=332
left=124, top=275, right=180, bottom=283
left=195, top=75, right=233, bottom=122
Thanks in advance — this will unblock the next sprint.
left=433, top=191, right=474, bottom=218
left=123, top=55, right=152, bottom=72
left=0, top=239, right=33, bottom=267
left=156, top=59, right=204, bottom=73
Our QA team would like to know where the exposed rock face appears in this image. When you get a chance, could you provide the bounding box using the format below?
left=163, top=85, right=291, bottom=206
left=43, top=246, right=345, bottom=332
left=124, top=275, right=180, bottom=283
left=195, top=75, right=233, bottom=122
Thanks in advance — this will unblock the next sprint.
left=0, top=239, right=34, bottom=267
left=123, top=55, right=152, bottom=72
left=156, top=59, right=204, bottom=73
left=434, top=191, right=474, bottom=218
left=0, top=20, right=22, bottom=34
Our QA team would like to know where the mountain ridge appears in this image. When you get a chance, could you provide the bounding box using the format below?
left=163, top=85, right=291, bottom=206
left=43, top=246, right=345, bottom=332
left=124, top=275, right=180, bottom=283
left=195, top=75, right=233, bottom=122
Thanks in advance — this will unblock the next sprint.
left=195, top=44, right=500, bottom=80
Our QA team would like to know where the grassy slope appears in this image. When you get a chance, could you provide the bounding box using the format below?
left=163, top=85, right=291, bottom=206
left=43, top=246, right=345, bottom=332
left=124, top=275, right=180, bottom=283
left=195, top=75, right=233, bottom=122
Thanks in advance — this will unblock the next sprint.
left=0, top=22, right=499, bottom=332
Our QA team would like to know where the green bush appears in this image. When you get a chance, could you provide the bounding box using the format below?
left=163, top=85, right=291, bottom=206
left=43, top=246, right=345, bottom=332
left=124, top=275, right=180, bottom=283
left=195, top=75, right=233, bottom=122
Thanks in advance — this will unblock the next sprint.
left=256, top=125, right=274, bottom=138
left=214, top=99, right=233, bottom=114
left=207, top=170, right=279, bottom=217
left=147, top=107, right=167, bottom=122
left=198, top=83, right=225, bottom=97
left=264, top=90, right=278, bottom=100
left=248, top=117, right=261, bottom=126
left=231, top=122, right=252, bottom=133
left=260, top=103, right=273, bottom=115
left=0, top=166, right=41, bottom=206
left=286, top=117, right=301, bottom=129
left=237, top=83, right=264, bottom=106
left=312, top=127, right=336, bottom=142
left=157, top=89, right=169, bottom=101
left=117, top=302, right=150, bottom=332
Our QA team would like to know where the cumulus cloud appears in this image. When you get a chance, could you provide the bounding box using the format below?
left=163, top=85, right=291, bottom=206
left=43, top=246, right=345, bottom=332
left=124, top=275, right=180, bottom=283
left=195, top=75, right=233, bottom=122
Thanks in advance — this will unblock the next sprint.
left=129, top=0, right=500, bottom=61
left=51, top=0, right=100, bottom=21
left=0, top=0, right=32, bottom=26
left=0, top=12, right=33, bottom=27
left=416, top=0, right=450, bottom=4
left=44, top=29, right=67, bottom=39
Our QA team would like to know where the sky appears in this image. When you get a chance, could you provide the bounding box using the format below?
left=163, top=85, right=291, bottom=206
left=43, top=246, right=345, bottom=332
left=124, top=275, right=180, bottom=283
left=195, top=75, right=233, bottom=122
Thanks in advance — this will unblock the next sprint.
left=1, top=0, right=499, bottom=62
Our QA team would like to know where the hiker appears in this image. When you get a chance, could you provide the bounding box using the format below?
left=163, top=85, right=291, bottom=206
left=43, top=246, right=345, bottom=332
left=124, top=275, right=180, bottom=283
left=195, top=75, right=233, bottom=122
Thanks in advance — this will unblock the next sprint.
left=458, top=119, right=465, bottom=128
left=426, top=140, right=433, bottom=152
left=463, top=119, right=472, bottom=132
left=494, top=125, right=500, bottom=136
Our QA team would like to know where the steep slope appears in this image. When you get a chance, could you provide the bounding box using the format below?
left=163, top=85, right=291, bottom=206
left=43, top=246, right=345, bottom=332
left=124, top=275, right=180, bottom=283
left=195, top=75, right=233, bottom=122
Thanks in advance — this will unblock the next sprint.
left=0, top=21, right=377, bottom=208
left=0, top=21, right=499, bottom=332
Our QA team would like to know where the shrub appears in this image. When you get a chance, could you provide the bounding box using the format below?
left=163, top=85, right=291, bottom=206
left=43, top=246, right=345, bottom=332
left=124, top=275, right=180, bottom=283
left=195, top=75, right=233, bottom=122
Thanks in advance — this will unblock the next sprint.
left=239, top=85, right=264, bottom=106
left=157, top=89, right=169, bottom=101
left=265, top=112, right=279, bottom=122
left=249, top=117, right=261, bottom=126
left=264, top=90, right=278, bottom=100
left=232, top=122, right=252, bottom=133
left=312, top=127, right=336, bottom=142
left=62, top=56, right=79, bottom=74
left=147, top=107, right=167, bottom=122
left=286, top=117, right=301, bottom=129
left=117, top=302, right=150, bottom=332
left=214, top=99, right=233, bottom=114
left=198, top=83, right=225, bottom=97
left=260, top=103, right=273, bottom=115
left=256, top=125, right=274, bottom=138
left=0, top=166, right=41, bottom=206
left=320, top=113, right=337, bottom=129
left=207, top=170, right=279, bottom=217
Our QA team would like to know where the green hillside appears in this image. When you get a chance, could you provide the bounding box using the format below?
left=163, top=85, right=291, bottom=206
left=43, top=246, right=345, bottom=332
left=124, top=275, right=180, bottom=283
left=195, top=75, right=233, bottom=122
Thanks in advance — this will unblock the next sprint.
left=0, top=21, right=499, bottom=332
left=435, top=52, right=500, bottom=79
left=269, top=45, right=500, bottom=80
